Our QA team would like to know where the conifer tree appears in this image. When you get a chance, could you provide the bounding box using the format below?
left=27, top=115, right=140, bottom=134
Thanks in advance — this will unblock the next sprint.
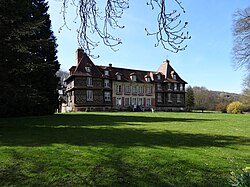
left=0, top=0, right=60, bottom=116
left=185, top=86, right=194, bottom=112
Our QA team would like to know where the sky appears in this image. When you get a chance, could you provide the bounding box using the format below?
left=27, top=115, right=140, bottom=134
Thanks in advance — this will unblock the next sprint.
left=48, top=0, right=249, bottom=94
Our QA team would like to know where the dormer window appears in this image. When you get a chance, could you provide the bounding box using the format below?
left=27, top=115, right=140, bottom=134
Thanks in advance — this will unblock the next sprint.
left=130, top=74, right=136, bottom=82
left=157, top=74, right=161, bottom=80
left=171, top=71, right=176, bottom=80
left=117, top=74, right=121, bottom=80
left=85, top=66, right=91, bottom=72
left=145, top=77, right=151, bottom=82
left=104, top=70, right=109, bottom=76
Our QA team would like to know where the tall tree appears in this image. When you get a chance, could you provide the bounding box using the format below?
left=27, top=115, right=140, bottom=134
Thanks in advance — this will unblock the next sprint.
left=185, top=86, right=194, bottom=112
left=193, top=86, right=212, bottom=112
left=0, top=0, right=60, bottom=117
left=232, top=6, right=250, bottom=70
left=241, top=74, right=250, bottom=109
left=60, top=0, right=191, bottom=56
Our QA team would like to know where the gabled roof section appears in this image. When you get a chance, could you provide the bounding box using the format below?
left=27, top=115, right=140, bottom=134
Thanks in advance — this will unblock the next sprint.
left=157, top=59, right=187, bottom=84
left=70, top=49, right=102, bottom=77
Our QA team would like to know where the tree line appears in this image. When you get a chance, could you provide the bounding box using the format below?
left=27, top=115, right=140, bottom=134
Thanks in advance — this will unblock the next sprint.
left=185, top=86, right=248, bottom=113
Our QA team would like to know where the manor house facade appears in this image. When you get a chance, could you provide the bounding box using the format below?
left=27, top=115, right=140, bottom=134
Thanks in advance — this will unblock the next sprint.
left=65, top=48, right=187, bottom=112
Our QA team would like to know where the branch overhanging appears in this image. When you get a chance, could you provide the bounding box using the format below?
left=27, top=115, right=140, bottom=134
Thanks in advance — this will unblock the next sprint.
left=60, top=0, right=190, bottom=56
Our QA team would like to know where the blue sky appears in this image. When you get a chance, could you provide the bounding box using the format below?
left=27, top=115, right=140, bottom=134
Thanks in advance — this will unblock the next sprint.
left=48, top=0, right=249, bottom=93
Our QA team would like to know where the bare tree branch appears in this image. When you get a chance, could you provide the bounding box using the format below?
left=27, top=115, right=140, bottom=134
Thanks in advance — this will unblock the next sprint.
left=60, top=0, right=190, bottom=56
left=145, top=0, right=190, bottom=53
left=232, top=6, right=250, bottom=70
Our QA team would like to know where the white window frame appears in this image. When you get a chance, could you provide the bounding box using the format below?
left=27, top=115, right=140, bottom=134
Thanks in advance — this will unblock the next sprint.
left=146, top=98, right=151, bottom=107
left=157, top=93, right=162, bottom=103
left=168, top=93, right=172, bottom=102
left=86, top=77, right=93, bottom=87
left=85, top=67, right=91, bottom=72
left=180, top=84, right=183, bottom=91
left=131, top=75, right=136, bottom=82
left=173, top=74, right=177, bottom=80
left=138, top=86, right=144, bottom=94
left=132, top=85, right=137, bottom=94
left=104, top=70, right=109, bottom=76
left=174, top=83, right=178, bottom=90
left=146, top=86, right=151, bottom=94
left=116, top=97, right=122, bottom=106
left=116, top=85, right=122, bottom=94
left=117, top=75, right=121, bottom=80
left=125, top=85, right=130, bottom=94
left=104, top=91, right=111, bottom=101
left=124, top=97, right=130, bottom=106
left=168, top=83, right=172, bottom=90
left=132, top=98, right=137, bottom=105
left=157, top=74, right=161, bottom=80
left=87, top=90, right=93, bottom=101
left=146, top=77, right=150, bottom=82
left=104, top=79, right=110, bottom=88
left=138, top=98, right=143, bottom=106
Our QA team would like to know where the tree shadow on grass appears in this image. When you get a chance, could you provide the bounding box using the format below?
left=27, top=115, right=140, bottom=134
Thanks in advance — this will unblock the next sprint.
left=0, top=113, right=249, bottom=148
left=0, top=113, right=213, bottom=127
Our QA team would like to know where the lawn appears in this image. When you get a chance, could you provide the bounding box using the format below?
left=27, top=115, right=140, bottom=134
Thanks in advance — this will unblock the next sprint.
left=0, top=112, right=249, bottom=186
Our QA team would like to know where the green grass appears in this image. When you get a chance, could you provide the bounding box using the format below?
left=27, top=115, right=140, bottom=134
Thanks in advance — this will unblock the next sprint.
left=0, top=112, right=249, bottom=186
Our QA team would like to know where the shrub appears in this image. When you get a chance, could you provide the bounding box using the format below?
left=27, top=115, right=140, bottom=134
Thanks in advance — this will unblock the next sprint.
left=216, top=102, right=228, bottom=113
left=226, top=101, right=244, bottom=114
left=230, top=167, right=250, bottom=187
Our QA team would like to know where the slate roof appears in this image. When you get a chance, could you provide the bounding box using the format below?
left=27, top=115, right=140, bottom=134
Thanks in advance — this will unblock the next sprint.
left=65, top=49, right=187, bottom=84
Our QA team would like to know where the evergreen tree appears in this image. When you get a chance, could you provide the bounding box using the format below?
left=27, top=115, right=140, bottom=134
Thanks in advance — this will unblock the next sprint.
left=0, top=0, right=60, bottom=117
left=185, top=86, right=194, bottom=112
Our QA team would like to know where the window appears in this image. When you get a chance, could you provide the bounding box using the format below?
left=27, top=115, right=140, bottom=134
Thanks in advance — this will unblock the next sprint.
left=124, top=97, right=130, bottom=106
left=85, top=66, right=91, bottom=72
left=177, top=94, right=181, bottom=103
left=131, top=75, right=136, bottom=82
left=157, top=74, right=161, bottom=80
left=132, top=98, right=137, bottom=105
left=125, top=85, right=130, bottom=94
left=168, top=83, right=172, bottom=90
left=173, top=75, right=177, bottom=80
left=180, top=84, right=183, bottom=91
left=146, top=98, right=151, bottom=107
left=146, top=86, right=152, bottom=94
left=117, top=74, right=121, bottom=80
left=104, top=79, right=110, bottom=88
left=138, top=86, right=144, bottom=94
left=132, top=85, right=137, bottom=94
left=174, top=83, right=178, bottom=90
left=86, top=77, right=93, bottom=86
left=104, top=70, right=109, bottom=76
left=168, top=93, right=172, bottom=102
left=116, top=97, right=122, bottom=106
left=157, top=93, right=162, bottom=102
left=171, top=71, right=176, bottom=80
left=104, top=92, right=111, bottom=101
left=157, top=83, right=162, bottom=90
left=138, top=98, right=143, bottom=106
left=116, top=85, right=122, bottom=94
left=87, top=90, right=93, bottom=101
left=145, top=77, right=150, bottom=82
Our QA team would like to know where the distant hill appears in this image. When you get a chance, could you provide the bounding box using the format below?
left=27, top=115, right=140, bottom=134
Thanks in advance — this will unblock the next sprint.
left=210, top=90, right=242, bottom=102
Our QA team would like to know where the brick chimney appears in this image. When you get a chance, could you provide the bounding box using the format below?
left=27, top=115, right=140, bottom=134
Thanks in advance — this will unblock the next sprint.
left=76, top=48, right=84, bottom=65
